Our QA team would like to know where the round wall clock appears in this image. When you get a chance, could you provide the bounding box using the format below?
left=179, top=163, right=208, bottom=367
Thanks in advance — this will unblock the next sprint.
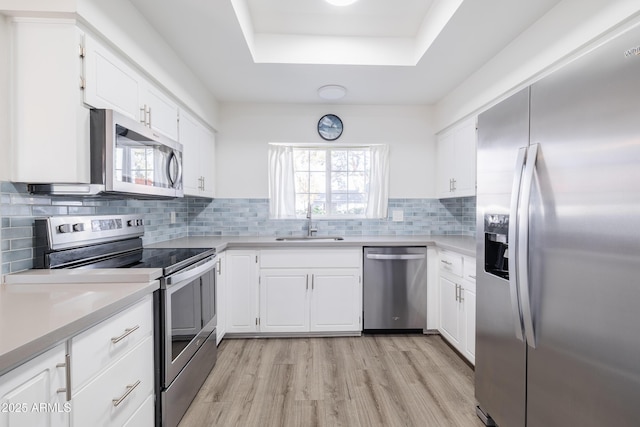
left=317, top=114, right=343, bottom=141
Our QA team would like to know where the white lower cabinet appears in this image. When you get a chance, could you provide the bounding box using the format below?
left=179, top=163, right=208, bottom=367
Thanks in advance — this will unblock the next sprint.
left=0, top=344, right=69, bottom=427
left=71, top=295, right=154, bottom=426
left=0, top=294, right=154, bottom=427
left=226, top=249, right=362, bottom=335
left=309, top=269, right=361, bottom=332
left=259, top=269, right=309, bottom=333
left=225, top=250, right=259, bottom=334
left=215, top=252, right=227, bottom=344
left=438, top=250, right=476, bottom=364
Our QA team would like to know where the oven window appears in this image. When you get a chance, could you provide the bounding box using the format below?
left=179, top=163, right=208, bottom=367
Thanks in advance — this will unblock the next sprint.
left=170, top=277, right=202, bottom=361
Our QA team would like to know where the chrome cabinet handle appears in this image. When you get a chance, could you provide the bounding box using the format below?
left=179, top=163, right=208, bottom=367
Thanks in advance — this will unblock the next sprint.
left=508, top=146, right=527, bottom=342
left=216, top=259, right=221, bottom=275
left=111, top=325, right=140, bottom=344
left=459, top=286, right=465, bottom=302
left=455, top=284, right=459, bottom=302
left=518, top=144, right=539, bottom=349
left=311, top=274, right=315, bottom=290
left=306, top=274, right=309, bottom=290
left=441, top=259, right=452, bottom=265
left=112, top=380, right=141, bottom=407
left=56, top=354, right=71, bottom=401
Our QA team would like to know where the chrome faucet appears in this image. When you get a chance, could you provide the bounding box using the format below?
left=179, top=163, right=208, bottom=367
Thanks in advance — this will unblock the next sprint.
left=306, top=203, right=318, bottom=236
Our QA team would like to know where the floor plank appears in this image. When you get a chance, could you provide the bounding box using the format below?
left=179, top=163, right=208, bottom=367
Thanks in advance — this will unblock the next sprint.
left=178, top=335, right=484, bottom=427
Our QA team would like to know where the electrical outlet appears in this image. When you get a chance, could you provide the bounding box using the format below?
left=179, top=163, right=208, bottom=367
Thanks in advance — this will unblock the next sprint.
left=170, top=211, right=176, bottom=224
left=392, top=209, right=404, bottom=222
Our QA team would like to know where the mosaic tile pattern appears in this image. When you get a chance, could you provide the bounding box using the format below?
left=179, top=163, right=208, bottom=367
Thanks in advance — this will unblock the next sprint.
left=1, top=181, right=475, bottom=274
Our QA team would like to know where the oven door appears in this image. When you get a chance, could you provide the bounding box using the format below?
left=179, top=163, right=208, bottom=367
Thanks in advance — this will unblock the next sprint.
left=163, top=256, right=216, bottom=386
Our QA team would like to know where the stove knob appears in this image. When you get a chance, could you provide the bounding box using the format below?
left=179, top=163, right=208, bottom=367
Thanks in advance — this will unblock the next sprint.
left=127, top=220, right=134, bottom=227
left=137, top=219, right=144, bottom=226
left=73, top=223, right=84, bottom=232
left=57, top=224, right=72, bottom=233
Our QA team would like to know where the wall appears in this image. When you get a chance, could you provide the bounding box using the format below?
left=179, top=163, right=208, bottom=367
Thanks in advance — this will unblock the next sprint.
left=435, top=0, right=640, bottom=131
left=0, top=182, right=474, bottom=274
left=196, top=197, right=475, bottom=238
left=216, top=103, right=436, bottom=199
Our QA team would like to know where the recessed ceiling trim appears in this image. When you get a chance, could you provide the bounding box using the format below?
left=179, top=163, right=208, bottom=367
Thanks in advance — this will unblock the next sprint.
left=253, top=34, right=416, bottom=66
left=325, top=0, right=359, bottom=6
left=232, top=0, right=461, bottom=66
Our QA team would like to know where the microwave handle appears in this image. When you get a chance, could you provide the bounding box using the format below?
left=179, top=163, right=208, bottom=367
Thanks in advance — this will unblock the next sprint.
left=167, top=150, right=182, bottom=189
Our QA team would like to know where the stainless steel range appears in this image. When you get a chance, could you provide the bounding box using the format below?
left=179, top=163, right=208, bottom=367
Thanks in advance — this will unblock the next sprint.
left=35, top=214, right=217, bottom=427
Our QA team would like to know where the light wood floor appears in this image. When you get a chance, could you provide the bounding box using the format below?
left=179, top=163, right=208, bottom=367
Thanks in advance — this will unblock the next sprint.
left=178, top=335, right=484, bottom=427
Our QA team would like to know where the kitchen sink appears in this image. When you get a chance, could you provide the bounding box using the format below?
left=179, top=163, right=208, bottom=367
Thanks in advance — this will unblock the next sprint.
left=275, top=236, right=345, bottom=241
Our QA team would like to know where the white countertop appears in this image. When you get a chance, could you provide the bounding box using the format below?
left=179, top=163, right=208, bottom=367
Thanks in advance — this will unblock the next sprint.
left=147, top=235, right=477, bottom=257
left=0, top=280, right=159, bottom=376
left=4, top=268, right=163, bottom=284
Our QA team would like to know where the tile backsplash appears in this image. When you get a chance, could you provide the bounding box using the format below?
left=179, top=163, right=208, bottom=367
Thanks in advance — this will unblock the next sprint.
left=1, top=181, right=475, bottom=274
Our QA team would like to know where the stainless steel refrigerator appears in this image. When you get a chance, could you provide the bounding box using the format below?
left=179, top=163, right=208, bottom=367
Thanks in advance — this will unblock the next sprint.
left=475, top=23, right=640, bottom=427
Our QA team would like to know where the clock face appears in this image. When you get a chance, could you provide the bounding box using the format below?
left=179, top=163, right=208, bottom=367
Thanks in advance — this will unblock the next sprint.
left=318, top=114, right=343, bottom=141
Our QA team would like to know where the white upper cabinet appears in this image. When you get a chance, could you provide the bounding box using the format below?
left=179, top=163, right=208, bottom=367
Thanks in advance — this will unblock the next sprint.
left=436, top=116, right=477, bottom=199
left=83, top=32, right=142, bottom=121
left=140, top=83, right=179, bottom=141
left=10, top=18, right=90, bottom=184
left=180, top=109, right=215, bottom=198
left=84, top=33, right=179, bottom=140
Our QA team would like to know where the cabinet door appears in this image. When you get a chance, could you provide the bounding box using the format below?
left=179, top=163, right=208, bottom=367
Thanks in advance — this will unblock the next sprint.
left=216, top=252, right=226, bottom=344
left=453, top=118, right=477, bottom=196
left=200, top=126, right=216, bottom=198
left=140, top=83, right=179, bottom=140
left=310, top=269, right=361, bottom=332
left=436, top=130, right=456, bottom=198
left=84, top=33, right=142, bottom=121
left=0, top=344, right=69, bottom=427
left=438, top=275, right=461, bottom=346
left=11, top=19, right=89, bottom=184
left=462, top=286, right=476, bottom=364
left=259, top=269, right=309, bottom=333
left=226, top=251, right=259, bottom=333
left=179, top=110, right=202, bottom=196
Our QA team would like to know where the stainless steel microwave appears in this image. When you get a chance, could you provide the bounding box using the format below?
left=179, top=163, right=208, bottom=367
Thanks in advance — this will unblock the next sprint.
left=29, top=109, right=183, bottom=198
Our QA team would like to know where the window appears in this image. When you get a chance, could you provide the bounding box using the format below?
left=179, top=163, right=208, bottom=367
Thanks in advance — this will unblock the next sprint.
left=268, top=143, right=389, bottom=219
left=293, top=148, right=370, bottom=217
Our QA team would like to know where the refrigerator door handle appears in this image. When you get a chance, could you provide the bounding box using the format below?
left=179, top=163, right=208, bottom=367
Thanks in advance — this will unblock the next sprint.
left=508, top=146, right=528, bottom=342
left=518, top=143, right=539, bottom=348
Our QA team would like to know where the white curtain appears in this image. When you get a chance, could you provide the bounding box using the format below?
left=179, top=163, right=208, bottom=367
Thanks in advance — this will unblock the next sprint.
left=366, top=144, right=390, bottom=219
left=268, top=144, right=296, bottom=218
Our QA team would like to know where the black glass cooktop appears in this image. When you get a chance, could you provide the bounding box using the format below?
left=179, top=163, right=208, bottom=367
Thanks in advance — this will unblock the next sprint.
left=133, top=247, right=216, bottom=274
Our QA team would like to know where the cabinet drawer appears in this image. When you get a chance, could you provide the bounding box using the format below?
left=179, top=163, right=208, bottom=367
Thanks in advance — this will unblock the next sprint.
left=439, top=250, right=463, bottom=277
left=71, top=295, right=153, bottom=390
left=463, top=256, right=477, bottom=284
left=260, top=249, right=361, bottom=269
left=72, top=337, right=154, bottom=427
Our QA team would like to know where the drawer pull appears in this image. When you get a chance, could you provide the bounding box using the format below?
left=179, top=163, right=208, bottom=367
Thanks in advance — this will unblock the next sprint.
left=469, top=275, right=476, bottom=279
left=56, top=354, right=71, bottom=401
left=441, top=260, right=453, bottom=265
left=112, top=380, right=141, bottom=407
left=111, top=325, right=140, bottom=344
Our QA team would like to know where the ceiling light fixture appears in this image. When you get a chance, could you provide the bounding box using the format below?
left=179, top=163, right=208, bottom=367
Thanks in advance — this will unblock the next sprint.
left=318, top=85, right=347, bottom=100
left=325, top=0, right=358, bottom=6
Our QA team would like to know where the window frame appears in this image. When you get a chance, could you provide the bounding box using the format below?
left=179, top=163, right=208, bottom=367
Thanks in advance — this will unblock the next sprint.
left=292, top=145, right=371, bottom=219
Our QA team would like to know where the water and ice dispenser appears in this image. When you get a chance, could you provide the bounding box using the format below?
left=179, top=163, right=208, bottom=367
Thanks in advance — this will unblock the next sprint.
left=484, top=214, right=510, bottom=279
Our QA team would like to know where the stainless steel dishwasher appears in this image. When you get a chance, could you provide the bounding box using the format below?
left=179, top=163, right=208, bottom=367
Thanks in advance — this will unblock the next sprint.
left=363, top=247, right=428, bottom=331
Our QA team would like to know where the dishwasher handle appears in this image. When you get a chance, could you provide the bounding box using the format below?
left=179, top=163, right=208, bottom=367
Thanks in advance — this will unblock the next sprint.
left=366, top=253, right=426, bottom=261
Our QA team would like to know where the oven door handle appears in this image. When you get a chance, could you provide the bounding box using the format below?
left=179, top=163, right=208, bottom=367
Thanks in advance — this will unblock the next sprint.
left=165, top=256, right=216, bottom=286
